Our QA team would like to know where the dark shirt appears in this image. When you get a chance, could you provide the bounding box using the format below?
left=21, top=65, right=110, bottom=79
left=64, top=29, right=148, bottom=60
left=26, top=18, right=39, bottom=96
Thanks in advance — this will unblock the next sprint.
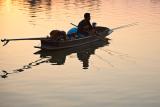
left=77, top=19, right=93, bottom=36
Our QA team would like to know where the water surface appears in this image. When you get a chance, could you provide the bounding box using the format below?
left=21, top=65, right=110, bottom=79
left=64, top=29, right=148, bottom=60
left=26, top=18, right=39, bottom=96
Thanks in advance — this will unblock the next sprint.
left=0, top=0, right=160, bottom=107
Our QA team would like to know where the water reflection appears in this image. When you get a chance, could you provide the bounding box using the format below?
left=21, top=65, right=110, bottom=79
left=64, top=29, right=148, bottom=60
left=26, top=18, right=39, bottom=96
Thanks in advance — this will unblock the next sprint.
left=24, top=0, right=52, bottom=15
left=0, top=0, right=101, bottom=26
left=0, top=58, right=48, bottom=78
left=0, top=38, right=110, bottom=78
left=22, top=0, right=52, bottom=24
left=22, top=0, right=101, bottom=24
left=150, top=0, right=160, bottom=4
left=35, top=38, right=110, bottom=68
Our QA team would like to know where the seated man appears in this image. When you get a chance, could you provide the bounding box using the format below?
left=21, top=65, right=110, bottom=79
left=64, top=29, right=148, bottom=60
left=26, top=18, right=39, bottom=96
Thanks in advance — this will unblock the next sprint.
left=49, top=30, right=67, bottom=41
left=77, top=13, right=94, bottom=36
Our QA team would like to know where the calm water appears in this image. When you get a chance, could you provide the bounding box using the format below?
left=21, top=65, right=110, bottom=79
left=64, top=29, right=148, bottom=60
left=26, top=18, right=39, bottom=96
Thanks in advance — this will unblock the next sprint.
left=0, top=0, right=160, bottom=107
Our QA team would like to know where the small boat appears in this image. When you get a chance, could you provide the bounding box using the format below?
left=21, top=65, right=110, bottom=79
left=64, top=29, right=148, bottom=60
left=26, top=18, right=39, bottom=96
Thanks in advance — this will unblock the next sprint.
left=35, top=26, right=111, bottom=50
left=1, top=23, right=136, bottom=50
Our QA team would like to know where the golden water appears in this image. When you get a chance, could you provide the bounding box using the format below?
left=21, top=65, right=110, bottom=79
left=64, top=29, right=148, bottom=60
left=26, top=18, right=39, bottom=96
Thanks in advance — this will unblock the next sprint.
left=0, top=0, right=160, bottom=107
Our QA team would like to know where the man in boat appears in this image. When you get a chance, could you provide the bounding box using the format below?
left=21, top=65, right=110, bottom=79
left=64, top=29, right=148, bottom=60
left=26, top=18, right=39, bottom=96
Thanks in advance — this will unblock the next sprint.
left=66, top=13, right=95, bottom=39
left=77, top=13, right=94, bottom=36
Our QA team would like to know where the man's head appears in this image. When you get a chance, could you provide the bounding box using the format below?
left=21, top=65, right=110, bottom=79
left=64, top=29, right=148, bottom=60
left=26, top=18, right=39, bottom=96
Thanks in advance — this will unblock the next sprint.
left=84, top=13, right=90, bottom=20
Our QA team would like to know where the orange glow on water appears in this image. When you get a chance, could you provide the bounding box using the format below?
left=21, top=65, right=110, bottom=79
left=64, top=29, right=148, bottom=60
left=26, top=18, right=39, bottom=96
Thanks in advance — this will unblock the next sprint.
left=0, top=1, right=160, bottom=106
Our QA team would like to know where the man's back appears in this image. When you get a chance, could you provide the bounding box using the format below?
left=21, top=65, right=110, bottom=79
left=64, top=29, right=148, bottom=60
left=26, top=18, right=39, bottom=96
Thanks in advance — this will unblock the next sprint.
left=77, top=13, right=93, bottom=36
left=78, top=20, right=92, bottom=33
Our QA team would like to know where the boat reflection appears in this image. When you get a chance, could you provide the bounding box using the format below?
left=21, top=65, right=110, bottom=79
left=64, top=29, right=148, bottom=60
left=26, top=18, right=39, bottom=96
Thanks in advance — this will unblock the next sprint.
left=35, top=38, right=110, bottom=69
left=0, top=38, right=110, bottom=78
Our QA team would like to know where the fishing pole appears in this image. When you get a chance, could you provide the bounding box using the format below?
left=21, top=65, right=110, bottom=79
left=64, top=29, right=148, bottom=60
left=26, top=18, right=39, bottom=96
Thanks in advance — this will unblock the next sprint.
left=111, top=22, right=138, bottom=31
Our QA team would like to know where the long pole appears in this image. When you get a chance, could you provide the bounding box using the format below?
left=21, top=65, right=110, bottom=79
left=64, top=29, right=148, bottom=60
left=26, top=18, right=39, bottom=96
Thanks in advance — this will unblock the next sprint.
left=1, top=37, right=49, bottom=46
left=111, top=22, right=138, bottom=31
left=1, top=37, right=48, bottom=42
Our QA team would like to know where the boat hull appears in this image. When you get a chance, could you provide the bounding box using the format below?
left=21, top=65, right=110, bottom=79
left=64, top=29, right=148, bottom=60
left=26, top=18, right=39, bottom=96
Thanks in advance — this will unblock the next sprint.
left=35, top=26, right=111, bottom=50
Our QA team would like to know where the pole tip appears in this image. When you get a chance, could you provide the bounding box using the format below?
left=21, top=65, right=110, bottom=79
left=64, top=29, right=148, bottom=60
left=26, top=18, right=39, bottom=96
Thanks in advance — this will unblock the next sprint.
left=1, top=39, right=5, bottom=42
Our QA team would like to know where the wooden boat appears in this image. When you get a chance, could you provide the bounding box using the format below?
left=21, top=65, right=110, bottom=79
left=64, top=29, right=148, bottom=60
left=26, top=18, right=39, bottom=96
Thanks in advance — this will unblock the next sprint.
left=34, top=26, right=112, bottom=50
left=1, top=23, right=137, bottom=50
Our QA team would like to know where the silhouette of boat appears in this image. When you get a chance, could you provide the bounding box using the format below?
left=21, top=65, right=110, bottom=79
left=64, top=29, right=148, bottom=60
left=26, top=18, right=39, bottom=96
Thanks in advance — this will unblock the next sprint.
left=34, top=26, right=111, bottom=50
left=1, top=23, right=137, bottom=50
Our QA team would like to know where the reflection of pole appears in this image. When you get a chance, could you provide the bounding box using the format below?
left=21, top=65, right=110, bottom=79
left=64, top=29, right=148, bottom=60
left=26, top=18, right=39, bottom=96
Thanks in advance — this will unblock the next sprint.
left=95, top=54, right=114, bottom=68
left=0, top=58, right=49, bottom=79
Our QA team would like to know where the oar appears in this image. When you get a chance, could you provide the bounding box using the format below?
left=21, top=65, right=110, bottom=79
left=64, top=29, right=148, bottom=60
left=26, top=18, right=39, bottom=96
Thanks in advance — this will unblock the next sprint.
left=70, top=23, right=78, bottom=27
left=1, top=37, right=49, bottom=46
